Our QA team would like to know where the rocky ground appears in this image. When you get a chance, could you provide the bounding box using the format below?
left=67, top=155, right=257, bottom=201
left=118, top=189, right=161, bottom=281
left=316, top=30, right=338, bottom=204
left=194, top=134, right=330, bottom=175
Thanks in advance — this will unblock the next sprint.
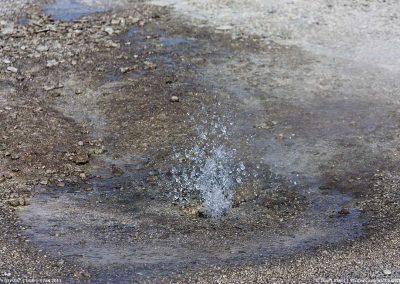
left=1, top=0, right=400, bottom=283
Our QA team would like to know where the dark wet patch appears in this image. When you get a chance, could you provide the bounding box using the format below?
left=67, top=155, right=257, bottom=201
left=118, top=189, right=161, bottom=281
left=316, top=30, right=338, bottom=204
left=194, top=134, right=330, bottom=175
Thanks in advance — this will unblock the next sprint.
left=17, top=16, right=29, bottom=26
left=15, top=11, right=375, bottom=282
left=44, top=0, right=108, bottom=21
left=19, top=168, right=364, bottom=280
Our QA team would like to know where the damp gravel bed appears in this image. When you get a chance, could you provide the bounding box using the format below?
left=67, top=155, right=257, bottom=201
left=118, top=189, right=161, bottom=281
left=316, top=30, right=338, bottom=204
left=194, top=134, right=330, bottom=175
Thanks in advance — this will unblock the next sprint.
left=1, top=0, right=400, bottom=283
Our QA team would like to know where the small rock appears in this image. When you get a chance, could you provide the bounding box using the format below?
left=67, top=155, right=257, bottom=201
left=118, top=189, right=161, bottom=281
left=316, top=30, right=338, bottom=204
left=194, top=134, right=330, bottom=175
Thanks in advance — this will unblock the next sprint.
left=7, top=197, right=28, bottom=207
left=36, top=45, right=49, bottom=52
left=46, top=59, right=59, bottom=68
left=383, top=269, right=392, bottom=276
left=3, top=59, right=11, bottom=64
left=216, top=25, right=233, bottom=31
left=170, top=96, right=179, bottom=102
left=319, top=185, right=331, bottom=190
left=50, top=92, right=62, bottom=98
left=198, top=208, right=211, bottom=218
left=111, top=165, right=124, bottom=176
left=105, top=40, right=119, bottom=48
left=144, top=61, right=157, bottom=69
left=43, top=85, right=53, bottom=91
left=111, top=19, right=120, bottom=25
left=11, top=154, right=20, bottom=160
left=7, top=198, right=20, bottom=207
left=1, top=23, right=14, bottom=35
left=338, top=207, right=350, bottom=216
left=74, top=151, right=89, bottom=165
left=43, top=83, right=64, bottom=92
left=120, top=67, right=132, bottom=73
left=4, top=172, right=13, bottom=179
left=6, top=66, right=18, bottom=73
left=128, top=17, right=140, bottom=24
left=77, top=141, right=84, bottom=146
left=74, top=271, right=91, bottom=279
left=93, top=147, right=106, bottom=155
left=104, top=26, right=114, bottom=35
left=79, top=173, right=86, bottom=180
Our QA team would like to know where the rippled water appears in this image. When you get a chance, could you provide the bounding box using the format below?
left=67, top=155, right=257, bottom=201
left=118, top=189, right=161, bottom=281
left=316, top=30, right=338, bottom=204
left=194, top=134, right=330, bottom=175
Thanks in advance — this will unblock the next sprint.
left=167, top=117, right=247, bottom=217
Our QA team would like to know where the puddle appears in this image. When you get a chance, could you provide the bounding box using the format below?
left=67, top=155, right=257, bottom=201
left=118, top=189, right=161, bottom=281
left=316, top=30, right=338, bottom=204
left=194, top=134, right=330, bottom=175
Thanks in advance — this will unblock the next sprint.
left=160, top=36, right=194, bottom=47
left=17, top=16, right=29, bottom=26
left=19, top=170, right=364, bottom=279
left=17, top=17, right=371, bottom=281
left=44, top=0, right=109, bottom=21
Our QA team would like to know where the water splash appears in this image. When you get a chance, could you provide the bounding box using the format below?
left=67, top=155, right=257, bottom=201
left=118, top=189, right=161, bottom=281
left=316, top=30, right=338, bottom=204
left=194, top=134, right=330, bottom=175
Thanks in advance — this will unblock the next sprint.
left=169, top=117, right=246, bottom=217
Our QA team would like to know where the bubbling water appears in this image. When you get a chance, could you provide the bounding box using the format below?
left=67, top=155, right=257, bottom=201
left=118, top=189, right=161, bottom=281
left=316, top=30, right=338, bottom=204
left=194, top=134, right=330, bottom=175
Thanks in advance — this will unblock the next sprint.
left=169, top=118, right=246, bottom=217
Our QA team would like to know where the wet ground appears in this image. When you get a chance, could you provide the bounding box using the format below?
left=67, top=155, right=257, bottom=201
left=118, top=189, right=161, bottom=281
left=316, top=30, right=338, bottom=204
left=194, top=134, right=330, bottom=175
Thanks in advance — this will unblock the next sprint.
left=2, top=0, right=400, bottom=283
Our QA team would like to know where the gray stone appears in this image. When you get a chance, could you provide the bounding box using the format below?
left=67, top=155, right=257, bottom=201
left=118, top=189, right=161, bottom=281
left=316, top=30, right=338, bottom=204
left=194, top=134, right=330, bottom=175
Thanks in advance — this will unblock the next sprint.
left=383, top=269, right=392, bottom=276
left=46, top=59, right=59, bottom=68
left=170, top=96, right=179, bottom=102
left=6, top=66, right=18, bottom=73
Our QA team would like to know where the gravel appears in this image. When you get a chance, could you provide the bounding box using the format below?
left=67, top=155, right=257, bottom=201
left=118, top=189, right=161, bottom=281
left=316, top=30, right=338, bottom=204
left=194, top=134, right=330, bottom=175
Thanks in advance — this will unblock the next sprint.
left=2, top=0, right=400, bottom=283
left=150, top=0, right=400, bottom=72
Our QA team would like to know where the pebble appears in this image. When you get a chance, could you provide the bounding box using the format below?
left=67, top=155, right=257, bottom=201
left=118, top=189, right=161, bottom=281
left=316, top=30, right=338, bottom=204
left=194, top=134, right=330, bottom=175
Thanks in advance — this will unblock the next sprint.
left=1, top=23, right=14, bottom=35
left=198, top=208, right=211, bottom=218
left=111, top=19, right=120, bottom=25
left=338, top=207, right=350, bottom=215
left=36, top=45, right=49, bottom=52
left=216, top=25, right=233, bottom=31
left=11, top=154, right=20, bottom=160
left=4, top=172, right=13, bottom=179
left=43, top=83, right=64, bottom=92
left=144, top=61, right=157, bottom=69
left=93, top=147, right=106, bottom=155
left=383, top=269, right=392, bottom=276
left=120, top=67, right=132, bottom=73
left=78, top=141, right=84, bottom=146
left=46, top=59, right=59, bottom=68
left=6, top=66, right=18, bottom=73
left=170, top=96, right=179, bottom=102
left=73, top=152, right=89, bottom=165
left=57, top=182, right=65, bottom=187
left=104, top=26, right=114, bottom=35
left=7, top=197, right=28, bottom=207
left=129, top=17, right=140, bottom=24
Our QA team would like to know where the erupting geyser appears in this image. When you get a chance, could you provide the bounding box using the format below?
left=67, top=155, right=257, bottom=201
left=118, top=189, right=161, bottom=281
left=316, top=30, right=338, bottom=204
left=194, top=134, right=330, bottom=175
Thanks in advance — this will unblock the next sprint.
left=169, top=119, right=246, bottom=217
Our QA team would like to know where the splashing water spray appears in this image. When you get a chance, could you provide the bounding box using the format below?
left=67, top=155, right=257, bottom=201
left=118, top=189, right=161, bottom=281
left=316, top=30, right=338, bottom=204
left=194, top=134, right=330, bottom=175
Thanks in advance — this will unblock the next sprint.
left=169, top=116, right=246, bottom=218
